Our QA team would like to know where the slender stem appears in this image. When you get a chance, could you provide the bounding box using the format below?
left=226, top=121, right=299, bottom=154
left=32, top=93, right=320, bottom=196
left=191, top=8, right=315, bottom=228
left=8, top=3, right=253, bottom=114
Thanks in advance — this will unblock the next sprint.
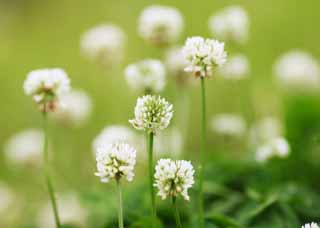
left=172, top=197, right=182, bottom=228
left=199, top=77, right=206, bottom=228
left=147, top=132, right=156, bottom=227
left=43, top=111, right=61, bottom=228
left=116, top=179, right=124, bottom=228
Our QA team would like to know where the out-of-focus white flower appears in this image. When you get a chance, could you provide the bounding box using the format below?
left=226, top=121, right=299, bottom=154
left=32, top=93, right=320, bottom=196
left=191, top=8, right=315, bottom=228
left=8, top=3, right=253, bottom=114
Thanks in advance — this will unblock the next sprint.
left=81, top=24, right=126, bottom=66
left=154, top=159, right=194, bottom=200
left=211, top=114, right=246, bottom=137
left=256, top=137, right=290, bottom=163
left=154, top=127, right=183, bottom=157
left=218, top=54, right=250, bottom=80
left=37, top=193, right=87, bottom=228
left=23, top=68, right=70, bottom=110
left=129, top=95, right=173, bottom=133
left=182, top=36, right=227, bottom=77
left=4, top=129, right=43, bottom=166
left=95, top=143, right=136, bottom=183
left=0, top=183, right=14, bottom=215
left=52, top=89, right=92, bottom=127
left=302, top=223, right=319, bottom=228
left=274, top=51, right=320, bottom=91
left=125, top=59, right=166, bottom=93
left=249, top=117, right=283, bottom=147
left=138, top=5, right=184, bottom=45
left=209, top=6, right=249, bottom=44
left=165, top=46, right=191, bottom=86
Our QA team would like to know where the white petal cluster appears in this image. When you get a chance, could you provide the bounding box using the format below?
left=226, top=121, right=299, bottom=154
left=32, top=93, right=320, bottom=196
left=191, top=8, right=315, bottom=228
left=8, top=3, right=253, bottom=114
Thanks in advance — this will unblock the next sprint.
left=81, top=24, right=126, bottom=66
left=182, top=36, right=227, bottom=77
left=138, top=5, right=184, bottom=45
left=95, top=143, right=136, bottom=183
left=23, top=68, right=70, bottom=105
left=53, top=89, right=92, bottom=127
left=256, top=137, right=290, bottom=163
left=274, top=51, right=320, bottom=91
left=125, top=59, right=166, bottom=93
left=211, top=114, right=246, bottom=137
left=218, top=54, right=250, bottom=80
left=209, top=6, right=249, bottom=44
left=302, top=223, right=319, bottom=228
left=154, top=159, right=194, bottom=200
left=129, top=95, right=173, bottom=133
left=92, top=125, right=138, bottom=152
left=37, top=193, right=87, bottom=228
left=4, top=129, right=43, bottom=166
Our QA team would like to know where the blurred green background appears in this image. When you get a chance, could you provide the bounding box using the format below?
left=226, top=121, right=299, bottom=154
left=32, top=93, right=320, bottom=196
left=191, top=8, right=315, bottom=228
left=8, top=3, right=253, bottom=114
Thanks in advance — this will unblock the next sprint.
left=1, top=0, right=320, bottom=227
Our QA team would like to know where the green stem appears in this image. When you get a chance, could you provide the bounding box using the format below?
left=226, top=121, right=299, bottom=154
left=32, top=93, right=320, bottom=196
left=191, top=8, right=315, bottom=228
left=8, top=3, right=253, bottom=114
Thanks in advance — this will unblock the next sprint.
left=199, top=77, right=206, bottom=228
left=116, top=179, right=124, bottom=228
left=172, top=197, right=182, bottom=228
left=43, top=111, right=61, bottom=228
left=147, top=132, right=156, bottom=227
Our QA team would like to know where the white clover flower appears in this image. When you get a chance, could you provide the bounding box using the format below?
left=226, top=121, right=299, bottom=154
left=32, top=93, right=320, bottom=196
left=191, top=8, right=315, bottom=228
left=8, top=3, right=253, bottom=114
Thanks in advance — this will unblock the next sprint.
left=125, top=59, right=166, bottom=93
left=218, top=54, right=250, bottom=80
left=52, top=89, right=92, bottom=127
left=274, top=50, right=320, bottom=91
left=95, top=143, right=136, bottom=183
left=37, top=193, right=87, bottom=228
left=209, top=6, right=249, bottom=44
left=4, top=129, right=43, bottom=166
left=302, top=223, right=319, bottom=228
left=256, top=137, right=290, bottom=163
left=23, top=68, right=70, bottom=110
left=81, top=24, right=126, bottom=66
left=211, top=114, right=246, bottom=137
left=154, top=159, right=194, bottom=200
left=154, top=127, right=183, bottom=157
left=138, top=5, right=184, bottom=45
left=0, top=183, right=14, bottom=215
left=129, top=95, right=173, bottom=133
left=182, top=36, right=227, bottom=77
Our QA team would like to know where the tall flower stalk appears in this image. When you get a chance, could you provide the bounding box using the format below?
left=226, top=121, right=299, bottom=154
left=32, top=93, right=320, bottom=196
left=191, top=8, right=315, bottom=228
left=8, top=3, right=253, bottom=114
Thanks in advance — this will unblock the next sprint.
left=147, top=132, right=156, bottom=224
left=172, top=197, right=182, bottom=228
left=116, top=179, right=124, bottom=228
left=182, top=36, right=227, bottom=227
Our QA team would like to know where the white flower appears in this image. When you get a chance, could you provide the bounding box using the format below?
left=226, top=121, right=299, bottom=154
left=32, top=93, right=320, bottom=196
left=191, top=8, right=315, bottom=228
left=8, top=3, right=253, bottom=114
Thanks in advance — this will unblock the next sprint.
left=4, top=129, right=43, bottom=166
left=138, top=5, right=184, bottom=45
left=274, top=50, right=320, bottom=91
left=125, top=59, right=166, bottom=93
left=182, top=36, right=227, bottom=77
left=23, top=68, right=70, bottom=108
left=52, top=89, right=92, bottom=127
left=92, top=125, right=139, bottom=153
left=218, top=54, right=250, bottom=80
left=154, top=159, right=194, bottom=200
left=256, top=137, right=290, bottom=163
left=154, top=127, right=183, bottom=157
left=95, top=143, right=136, bottom=183
left=0, top=183, right=14, bottom=215
left=129, top=95, right=173, bottom=133
left=81, top=24, right=126, bottom=66
left=37, top=193, right=87, bottom=228
left=211, top=114, right=246, bottom=137
left=209, top=6, right=249, bottom=44
left=302, top=223, right=319, bottom=228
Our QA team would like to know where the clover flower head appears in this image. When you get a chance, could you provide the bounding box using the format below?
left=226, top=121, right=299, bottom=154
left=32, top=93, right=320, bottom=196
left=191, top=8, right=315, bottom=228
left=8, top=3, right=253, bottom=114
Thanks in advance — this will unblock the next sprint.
left=154, top=159, right=194, bottom=200
left=81, top=24, right=126, bottom=66
left=125, top=59, right=166, bottom=93
left=129, top=95, right=173, bottom=133
left=95, top=143, right=136, bottom=183
left=256, top=137, right=290, bottom=163
left=302, top=223, right=319, bottom=228
left=138, top=5, right=184, bottom=45
left=209, top=5, right=249, bottom=44
left=182, top=36, right=227, bottom=77
left=211, top=114, right=246, bottom=137
left=4, top=129, right=43, bottom=166
left=274, top=50, right=320, bottom=91
left=53, top=89, right=92, bottom=127
left=218, top=54, right=250, bottom=80
left=23, top=68, right=70, bottom=110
